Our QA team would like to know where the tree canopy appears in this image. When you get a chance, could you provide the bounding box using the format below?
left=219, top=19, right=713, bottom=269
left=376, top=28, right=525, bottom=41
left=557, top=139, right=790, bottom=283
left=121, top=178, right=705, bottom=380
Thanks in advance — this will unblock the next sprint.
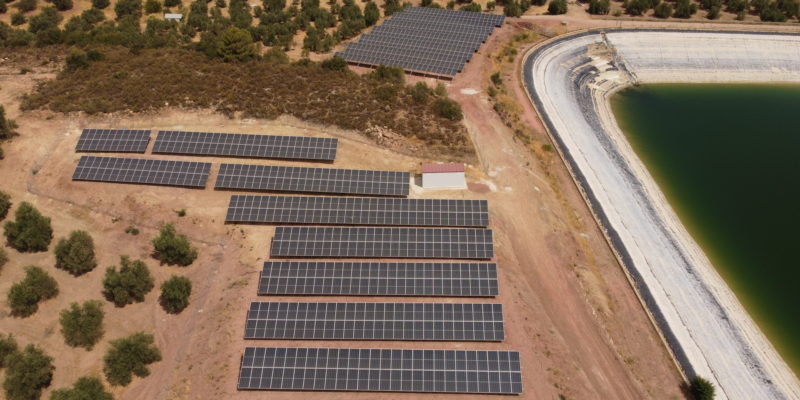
left=50, top=376, right=113, bottom=400
left=2, top=344, right=54, bottom=400
left=0, top=105, right=18, bottom=140
left=217, top=26, right=257, bottom=62
left=152, top=223, right=198, bottom=266
left=8, top=266, right=59, bottom=317
left=0, top=190, right=11, bottom=220
left=60, top=300, right=105, bottom=350
left=102, top=256, right=155, bottom=307
left=548, top=0, right=567, bottom=14
left=103, top=332, right=162, bottom=386
left=690, top=376, right=716, bottom=400
left=55, top=230, right=97, bottom=276
left=159, top=275, right=192, bottom=313
left=0, top=333, right=18, bottom=369
left=3, top=202, right=53, bottom=252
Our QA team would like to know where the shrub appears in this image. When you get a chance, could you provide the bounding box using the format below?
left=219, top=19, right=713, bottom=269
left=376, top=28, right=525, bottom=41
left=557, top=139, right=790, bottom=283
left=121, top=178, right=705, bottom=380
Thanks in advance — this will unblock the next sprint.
left=124, top=226, right=140, bottom=235
left=2, top=345, right=54, bottom=400
left=0, top=105, right=19, bottom=141
left=14, top=0, right=37, bottom=12
left=547, top=0, right=567, bottom=13
left=673, top=0, right=697, bottom=17
left=504, top=0, right=522, bottom=16
left=164, top=0, right=180, bottom=6
left=409, top=82, right=432, bottom=104
left=624, top=0, right=648, bottom=15
left=707, top=4, right=720, bottom=17
left=51, top=376, right=113, bottom=400
left=0, top=190, right=10, bottom=220
left=364, top=0, right=379, bottom=25
left=59, top=300, right=104, bottom=349
left=8, top=265, right=59, bottom=317
left=263, top=46, right=289, bottom=64
left=369, top=65, right=405, bottom=84
left=92, top=0, right=110, bottom=9
left=115, top=0, right=143, bottom=20
left=0, top=0, right=7, bottom=14
left=588, top=0, right=610, bottom=13
left=152, top=224, right=198, bottom=266
left=321, top=55, right=348, bottom=71
left=432, top=98, right=463, bottom=121
left=0, top=247, right=7, bottom=271
left=3, top=202, right=52, bottom=252
left=490, top=72, right=502, bottom=86
left=54, top=230, right=97, bottom=276
left=102, top=256, right=154, bottom=306
left=53, top=0, right=73, bottom=11
left=461, top=2, right=482, bottom=11
left=145, top=0, right=162, bottom=13
left=103, top=332, right=162, bottom=386
left=373, top=84, right=398, bottom=101
left=654, top=2, right=672, bottom=16
left=726, top=0, right=747, bottom=12
left=690, top=376, right=715, bottom=400
left=217, top=26, right=256, bottom=62
left=160, top=275, right=192, bottom=313
left=10, top=12, right=26, bottom=25
left=0, top=334, right=18, bottom=368
left=487, top=1, right=496, bottom=9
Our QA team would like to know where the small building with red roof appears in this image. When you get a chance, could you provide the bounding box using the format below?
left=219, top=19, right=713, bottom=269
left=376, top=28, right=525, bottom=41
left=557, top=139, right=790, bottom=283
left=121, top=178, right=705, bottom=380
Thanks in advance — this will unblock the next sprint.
left=421, top=163, right=466, bottom=189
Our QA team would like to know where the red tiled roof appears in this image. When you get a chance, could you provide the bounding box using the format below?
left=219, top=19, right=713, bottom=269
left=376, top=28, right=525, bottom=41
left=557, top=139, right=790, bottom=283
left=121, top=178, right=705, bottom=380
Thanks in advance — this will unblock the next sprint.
left=421, top=163, right=465, bottom=173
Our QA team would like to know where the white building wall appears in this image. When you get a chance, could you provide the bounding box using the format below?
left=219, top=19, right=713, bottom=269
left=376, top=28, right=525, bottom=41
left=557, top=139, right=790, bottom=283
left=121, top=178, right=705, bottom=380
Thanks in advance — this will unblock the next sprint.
left=422, top=172, right=466, bottom=189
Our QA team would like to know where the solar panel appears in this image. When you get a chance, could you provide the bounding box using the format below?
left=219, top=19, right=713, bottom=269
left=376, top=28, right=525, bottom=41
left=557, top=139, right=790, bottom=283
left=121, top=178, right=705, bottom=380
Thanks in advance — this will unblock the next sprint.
left=75, top=129, right=151, bottom=153
left=245, top=302, right=504, bottom=341
left=225, top=195, right=489, bottom=227
left=215, top=164, right=409, bottom=197
left=237, top=347, right=523, bottom=394
left=71, top=156, right=211, bottom=188
left=338, top=7, right=504, bottom=78
left=259, top=261, right=499, bottom=296
left=152, top=130, right=338, bottom=161
left=270, top=227, right=494, bottom=259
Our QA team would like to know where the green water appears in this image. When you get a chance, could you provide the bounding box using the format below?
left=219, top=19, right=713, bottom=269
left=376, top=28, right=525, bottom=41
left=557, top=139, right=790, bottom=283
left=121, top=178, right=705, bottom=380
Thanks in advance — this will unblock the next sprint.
left=611, top=84, right=800, bottom=375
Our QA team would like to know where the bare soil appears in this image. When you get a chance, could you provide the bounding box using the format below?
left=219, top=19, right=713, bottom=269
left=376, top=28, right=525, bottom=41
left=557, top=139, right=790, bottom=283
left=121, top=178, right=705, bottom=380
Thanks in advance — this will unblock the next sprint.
left=0, top=19, right=690, bottom=400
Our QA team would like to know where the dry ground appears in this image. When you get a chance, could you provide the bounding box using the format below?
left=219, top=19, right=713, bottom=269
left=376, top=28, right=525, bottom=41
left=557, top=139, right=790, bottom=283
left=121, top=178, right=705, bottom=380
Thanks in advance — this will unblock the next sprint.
left=0, top=18, right=699, bottom=400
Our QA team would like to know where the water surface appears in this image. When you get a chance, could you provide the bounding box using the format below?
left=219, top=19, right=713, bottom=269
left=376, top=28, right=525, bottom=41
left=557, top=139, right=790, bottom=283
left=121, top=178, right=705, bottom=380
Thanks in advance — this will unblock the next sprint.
left=612, top=83, right=800, bottom=375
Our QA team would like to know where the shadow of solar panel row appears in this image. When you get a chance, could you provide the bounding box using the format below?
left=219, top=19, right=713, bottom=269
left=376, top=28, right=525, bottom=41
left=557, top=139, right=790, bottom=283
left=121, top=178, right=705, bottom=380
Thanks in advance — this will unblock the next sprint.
left=245, top=302, right=504, bottom=341
left=72, top=156, right=211, bottom=188
left=226, top=195, right=489, bottom=227
left=75, top=129, right=151, bottom=153
left=152, top=130, right=338, bottom=161
left=339, top=47, right=463, bottom=77
left=270, top=227, right=493, bottom=259
left=401, top=6, right=505, bottom=27
left=259, top=261, right=499, bottom=297
left=215, top=164, right=409, bottom=197
left=237, top=347, right=523, bottom=394
left=340, top=7, right=503, bottom=78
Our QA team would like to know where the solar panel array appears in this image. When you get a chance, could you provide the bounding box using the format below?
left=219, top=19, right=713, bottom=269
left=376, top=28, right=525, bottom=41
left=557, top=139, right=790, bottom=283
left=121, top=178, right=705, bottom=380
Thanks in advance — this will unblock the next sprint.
left=271, top=227, right=494, bottom=259
left=72, top=156, right=211, bottom=188
left=259, top=261, right=499, bottom=297
left=245, top=302, right=504, bottom=341
left=238, top=347, right=523, bottom=394
left=226, top=195, right=489, bottom=227
left=337, top=7, right=505, bottom=78
left=75, top=129, right=151, bottom=153
left=152, top=130, right=338, bottom=161
left=216, top=164, right=409, bottom=197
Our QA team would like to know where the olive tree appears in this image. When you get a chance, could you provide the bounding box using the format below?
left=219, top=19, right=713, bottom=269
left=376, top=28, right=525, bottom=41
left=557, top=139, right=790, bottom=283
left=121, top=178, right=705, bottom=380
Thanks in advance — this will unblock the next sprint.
left=159, top=275, right=192, bottom=313
left=103, top=332, right=162, bottom=386
left=59, top=300, right=105, bottom=350
left=55, top=230, right=97, bottom=276
left=2, top=345, right=54, bottom=400
left=7, top=266, right=59, bottom=317
left=102, top=256, right=154, bottom=307
left=3, top=202, right=53, bottom=252
left=0, top=190, right=11, bottom=220
left=152, top=224, right=197, bottom=266
left=51, top=376, right=113, bottom=400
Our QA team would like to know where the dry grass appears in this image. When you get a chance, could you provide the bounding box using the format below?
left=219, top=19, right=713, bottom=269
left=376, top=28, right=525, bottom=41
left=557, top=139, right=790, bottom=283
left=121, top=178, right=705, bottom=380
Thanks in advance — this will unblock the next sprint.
left=17, top=46, right=473, bottom=157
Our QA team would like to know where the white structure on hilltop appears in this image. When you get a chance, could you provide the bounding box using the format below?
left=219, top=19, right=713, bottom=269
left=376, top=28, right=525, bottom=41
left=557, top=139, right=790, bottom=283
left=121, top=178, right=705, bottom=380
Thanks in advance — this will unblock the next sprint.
left=164, top=13, right=183, bottom=20
left=421, top=163, right=466, bottom=189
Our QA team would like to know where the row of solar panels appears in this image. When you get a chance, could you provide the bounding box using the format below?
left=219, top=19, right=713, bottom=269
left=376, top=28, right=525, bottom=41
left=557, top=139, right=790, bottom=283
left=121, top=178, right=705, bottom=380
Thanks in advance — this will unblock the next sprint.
left=76, top=129, right=338, bottom=161
left=72, top=156, right=410, bottom=196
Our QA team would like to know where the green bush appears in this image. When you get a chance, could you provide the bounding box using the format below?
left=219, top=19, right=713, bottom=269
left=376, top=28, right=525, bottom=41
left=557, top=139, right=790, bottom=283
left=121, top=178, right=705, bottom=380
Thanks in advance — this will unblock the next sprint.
left=53, top=0, right=73, bottom=11
left=409, top=82, right=432, bottom=104
left=504, top=0, right=522, bottom=16
left=2, top=345, right=54, bottom=400
left=59, top=300, right=105, bottom=349
left=3, top=202, right=53, bottom=252
left=14, top=0, right=37, bottom=12
left=0, top=247, right=7, bottom=271
left=321, top=56, right=348, bottom=71
left=490, top=72, right=502, bottom=86
left=707, top=4, right=720, bottom=18
left=55, top=230, right=97, bottom=276
left=92, top=0, right=110, bottom=9
left=690, top=376, right=715, bottom=400
left=432, top=98, right=463, bottom=121
left=159, top=275, right=192, bottom=313
left=588, top=0, right=610, bottom=13
left=0, top=333, right=18, bottom=368
left=10, top=12, right=26, bottom=25
left=461, top=2, right=481, bottom=11
left=51, top=376, right=113, bottom=400
left=654, top=2, right=672, bottom=17
left=369, top=65, right=405, bottom=84
left=102, top=256, right=155, bottom=306
left=263, top=46, right=289, bottom=64
left=164, top=0, right=180, bottom=6
left=0, top=1, right=7, bottom=15
left=145, top=0, right=162, bottom=13
left=152, top=224, right=197, bottom=266
left=103, top=332, right=162, bottom=386
left=7, top=266, right=59, bottom=317
left=115, top=0, right=142, bottom=20
left=217, top=26, right=256, bottom=62
left=673, top=0, right=697, bottom=17
left=0, top=190, right=10, bottom=220
left=0, top=105, right=18, bottom=140
left=547, top=0, right=567, bottom=14
left=364, top=0, right=379, bottom=25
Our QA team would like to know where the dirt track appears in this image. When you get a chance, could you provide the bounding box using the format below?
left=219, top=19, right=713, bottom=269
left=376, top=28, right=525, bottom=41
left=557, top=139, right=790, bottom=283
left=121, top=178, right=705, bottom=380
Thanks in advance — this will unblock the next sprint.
left=0, top=21, right=687, bottom=400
